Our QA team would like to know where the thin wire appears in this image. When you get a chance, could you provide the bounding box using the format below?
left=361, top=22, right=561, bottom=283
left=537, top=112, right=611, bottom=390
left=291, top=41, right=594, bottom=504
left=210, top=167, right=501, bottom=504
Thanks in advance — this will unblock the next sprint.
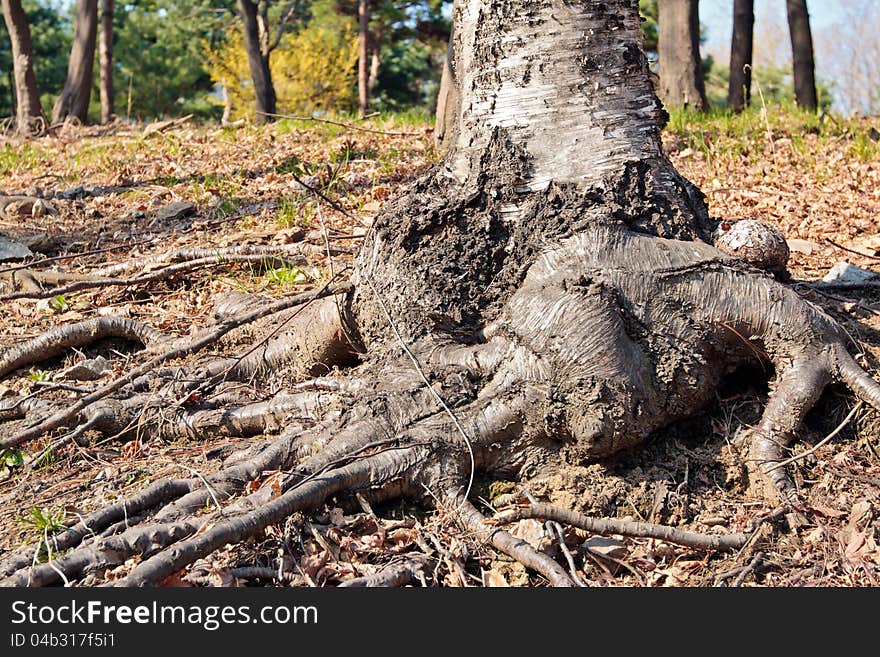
left=365, top=277, right=476, bottom=505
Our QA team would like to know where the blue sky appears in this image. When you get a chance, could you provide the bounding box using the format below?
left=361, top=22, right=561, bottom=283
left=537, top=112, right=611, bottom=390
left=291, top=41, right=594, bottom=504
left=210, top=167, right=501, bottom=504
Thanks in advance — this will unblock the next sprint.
left=700, top=0, right=850, bottom=48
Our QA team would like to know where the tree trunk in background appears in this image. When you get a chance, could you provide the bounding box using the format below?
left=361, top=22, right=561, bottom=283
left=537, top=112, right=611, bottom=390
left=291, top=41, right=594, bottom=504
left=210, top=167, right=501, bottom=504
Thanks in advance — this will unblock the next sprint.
left=358, top=0, right=370, bottom=116
left=52, top=0, right=98, bottom=124
left=237, top=0, right=276, bottom=122
left=368, top=35, right=381, bottom=95
left=657, top=0, right=708, bottom=112
left=727, top=0, right=753, bottom=112
left=433, top=37, right=457, bottom=154
left=99, top=0, right=114, bottom=124
left=1, top=0, right=44, bottom=135
left=786, top=0, right=818, bottom=111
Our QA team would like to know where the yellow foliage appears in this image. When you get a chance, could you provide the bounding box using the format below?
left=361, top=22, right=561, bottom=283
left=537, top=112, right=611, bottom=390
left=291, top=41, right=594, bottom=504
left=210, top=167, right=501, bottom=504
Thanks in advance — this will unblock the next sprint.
left=203, top=25, right=358, bottom=120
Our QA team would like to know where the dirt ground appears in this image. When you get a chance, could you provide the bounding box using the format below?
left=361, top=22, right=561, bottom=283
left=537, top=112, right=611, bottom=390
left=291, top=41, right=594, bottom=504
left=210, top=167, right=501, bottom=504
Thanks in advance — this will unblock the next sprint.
left=1, top=111, right=878, bottom=587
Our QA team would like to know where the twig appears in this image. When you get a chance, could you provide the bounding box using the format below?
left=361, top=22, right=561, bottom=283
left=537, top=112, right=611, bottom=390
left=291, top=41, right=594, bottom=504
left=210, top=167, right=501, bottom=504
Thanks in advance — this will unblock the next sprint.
left=1, top=253, right=310, bottom=301
left=825, top=237, right=880, bottom=262
left=732, top=551, right=764, bottom=587
left=764, top=401, right=864, bottom=473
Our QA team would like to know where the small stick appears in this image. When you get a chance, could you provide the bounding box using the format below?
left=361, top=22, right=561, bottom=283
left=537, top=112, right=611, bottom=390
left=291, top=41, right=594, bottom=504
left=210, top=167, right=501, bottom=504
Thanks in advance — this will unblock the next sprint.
left=764, top=401, right=863, bottom=473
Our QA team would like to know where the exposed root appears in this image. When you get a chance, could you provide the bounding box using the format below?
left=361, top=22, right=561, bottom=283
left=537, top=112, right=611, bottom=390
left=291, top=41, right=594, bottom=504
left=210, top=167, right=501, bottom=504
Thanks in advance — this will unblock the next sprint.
left=454, top=499, right=575, bottom=587
left=1, top=281, right=351, bottom=449
left=491, top=503, right=748, bottom=551
left=0, top=317, right=164, bottom=378
left=2, top=253, right=313, bottom=301
left=338, top=556, right=432, bottom=587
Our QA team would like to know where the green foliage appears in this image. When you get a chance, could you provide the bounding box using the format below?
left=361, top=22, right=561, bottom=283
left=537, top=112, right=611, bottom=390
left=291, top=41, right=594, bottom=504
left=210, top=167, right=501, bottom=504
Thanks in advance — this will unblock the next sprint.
left=373, top=38, right=436, bottom=111
left=0, top=0, right=71, bottom=118
left=112, top=0, right=231, bottom=120
left=703, top=58, right=833, bottom=112
left=0, top=448, right=24, bottom=468
left=205, top=22, right=357, bottom=119
left=21, top=505, right=67, bottom=535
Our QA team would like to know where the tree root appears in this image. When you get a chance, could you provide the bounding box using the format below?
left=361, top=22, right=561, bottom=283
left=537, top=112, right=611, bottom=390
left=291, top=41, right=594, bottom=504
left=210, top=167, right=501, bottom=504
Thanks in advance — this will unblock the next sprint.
left=338, top=556, right=433, bottom=587
left=0, top=282, right=351, bottom=449
left=491, top=503, right=748, bottom=552
left=0, top=317, right=164, bottom=378
left=1, top=253, right=314, bottom=301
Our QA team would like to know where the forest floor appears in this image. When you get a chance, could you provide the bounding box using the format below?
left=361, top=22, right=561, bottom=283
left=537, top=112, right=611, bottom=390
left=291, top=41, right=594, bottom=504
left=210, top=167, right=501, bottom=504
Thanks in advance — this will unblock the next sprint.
left=0, top=107, right=878, bottom=587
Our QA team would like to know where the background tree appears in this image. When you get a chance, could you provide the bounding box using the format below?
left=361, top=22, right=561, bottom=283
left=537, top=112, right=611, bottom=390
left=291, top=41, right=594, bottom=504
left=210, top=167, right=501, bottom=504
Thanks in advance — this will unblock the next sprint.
left=1, top=0, right=44, bottom=134
left=357, top=0, right=368, bottom=115
left=51, top=0, right=98, bottom=123
left=727, top=0, right=753, bottom=112
left=112, top=0, right=226, bottom=120
left=785, top=0, right=817, bottom=111
left=657, top=0, right=707, bottom=111
left=98, top=0, right=113, bottom=123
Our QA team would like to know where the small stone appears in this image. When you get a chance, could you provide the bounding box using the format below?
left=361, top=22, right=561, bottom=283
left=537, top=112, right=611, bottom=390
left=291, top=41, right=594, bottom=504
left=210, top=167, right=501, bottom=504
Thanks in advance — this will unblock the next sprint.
left=822, top=262, right=879, bottom=284
left=154, top=200, right=195, bottom=222
left=714, top=219, right=790, bottom=271
left=582, top=536, right=628, bottom=559
left=62, top=356, right=113, bottom=381
left=787, top=238, right=820, bottom=255
left=0, top=236, right=33, bottom=261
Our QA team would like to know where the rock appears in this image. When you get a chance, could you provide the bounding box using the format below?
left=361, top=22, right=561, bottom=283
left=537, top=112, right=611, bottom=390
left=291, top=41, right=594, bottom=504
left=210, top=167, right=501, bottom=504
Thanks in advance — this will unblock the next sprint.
left=582, top=536, right=628, bottom=559
left=822, top=262, right=879, bottom=284
left=154, top=201, right=195, bottom=222
left=61, top=356, right=113, bottom=381
left=0, top=236, right=33, bottom=261
left=713, top=219, right=790, bottom=271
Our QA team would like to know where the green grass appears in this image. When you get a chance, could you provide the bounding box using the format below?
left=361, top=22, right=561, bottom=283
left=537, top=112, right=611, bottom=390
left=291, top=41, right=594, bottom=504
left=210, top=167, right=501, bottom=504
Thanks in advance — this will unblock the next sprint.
left=20, top=506, right=67, bottom=536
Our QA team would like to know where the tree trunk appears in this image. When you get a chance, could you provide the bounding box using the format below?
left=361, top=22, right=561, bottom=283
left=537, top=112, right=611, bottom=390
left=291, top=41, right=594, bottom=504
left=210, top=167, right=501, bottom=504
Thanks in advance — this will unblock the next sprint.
left=433, top=37, right=457, bottom=154
left=351, top=0, right=711, bottom=348
left=357, top=0, right=370, bottom=116
left=785, top=0, right=818, bottom=111
left=368, top=35, right=381, bottom=95
left=52, top=0, right=98, bottom=124
left=99, top=0, right=114, bottom=124
left=657, top=0, right=708, bottom=112
left=1, top=0, right=44, bottom=136
left=727, top=0, right=754, bottom=112
left=237, top=0, right=276, bottom=122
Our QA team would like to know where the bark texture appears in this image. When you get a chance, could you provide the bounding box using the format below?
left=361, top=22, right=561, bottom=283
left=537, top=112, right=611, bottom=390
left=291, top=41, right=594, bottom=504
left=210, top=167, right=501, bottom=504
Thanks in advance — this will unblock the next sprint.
left=657, top=0, right=708, bottom=112
left=238, top=0, right=276, bottom=121
left=52, top=0, right=98, bottom=124
left=2, top=0, right=44, bottom=135
left=433, top=38, right=457, bottom=153
left=728, top=0, right=754, bottom=112
left=785, top=0, right=818, bottom=111
left=99, top=0, right=114, bottom=124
